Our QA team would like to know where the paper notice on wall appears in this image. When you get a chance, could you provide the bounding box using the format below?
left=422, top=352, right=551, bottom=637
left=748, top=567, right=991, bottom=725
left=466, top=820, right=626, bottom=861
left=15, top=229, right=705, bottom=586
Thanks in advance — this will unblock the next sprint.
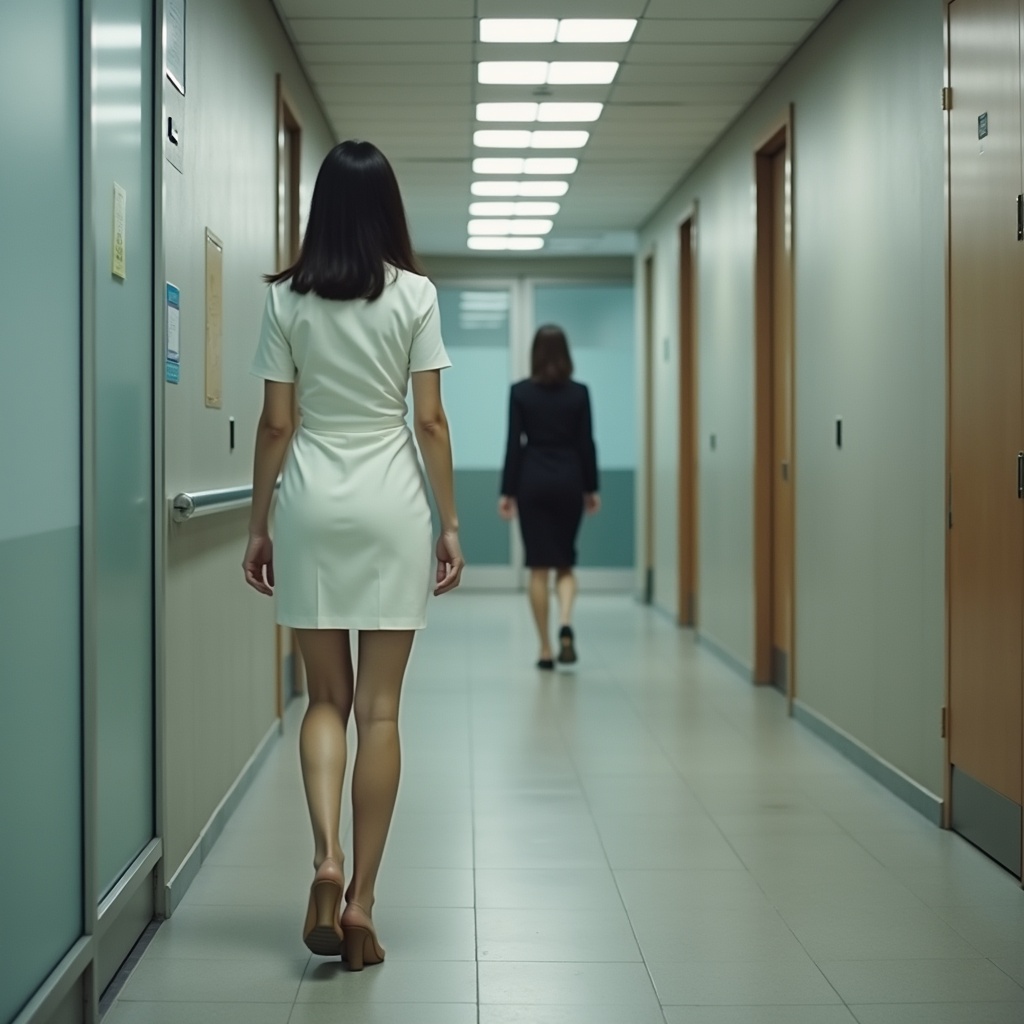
left=166, top=0, right=186, bottom=95
left=166, top=283, right=181, bottom=384
left=112, top=183, right=127, bottom=279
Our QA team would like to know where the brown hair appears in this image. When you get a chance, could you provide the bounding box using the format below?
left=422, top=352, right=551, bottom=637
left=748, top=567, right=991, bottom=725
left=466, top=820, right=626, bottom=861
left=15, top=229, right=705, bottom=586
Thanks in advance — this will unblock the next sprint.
left=530, top=324, right=573, bottom=385
left=265, top=140, right=422, bottom=301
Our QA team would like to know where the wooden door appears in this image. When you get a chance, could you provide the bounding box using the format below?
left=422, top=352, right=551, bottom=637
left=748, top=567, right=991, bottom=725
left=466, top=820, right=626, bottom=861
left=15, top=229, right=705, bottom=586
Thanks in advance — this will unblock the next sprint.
left=770, top=147, right=795, bottom=694
left=948, top=0, right=1024, bottom=875
left=754, top=118, right=795, bottom=694
left=678, top=218, right=699, bottom=626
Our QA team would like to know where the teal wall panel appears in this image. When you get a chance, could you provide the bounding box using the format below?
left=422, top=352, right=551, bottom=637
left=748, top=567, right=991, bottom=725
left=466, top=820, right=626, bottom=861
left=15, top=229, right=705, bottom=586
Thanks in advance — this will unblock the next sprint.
left=0, top=2, right=83, bottom=1018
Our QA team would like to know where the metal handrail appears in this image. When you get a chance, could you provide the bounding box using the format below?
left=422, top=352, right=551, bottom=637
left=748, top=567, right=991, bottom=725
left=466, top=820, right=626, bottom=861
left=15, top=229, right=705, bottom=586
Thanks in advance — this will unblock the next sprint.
left=170, top=481, right=279, bottom=523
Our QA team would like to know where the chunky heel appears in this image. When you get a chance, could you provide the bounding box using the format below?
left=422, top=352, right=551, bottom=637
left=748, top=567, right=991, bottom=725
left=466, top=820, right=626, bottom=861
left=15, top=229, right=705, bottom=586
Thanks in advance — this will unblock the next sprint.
left=341, top=902, right=385, bottom=971
left=303, top=866, right=344, bottom=956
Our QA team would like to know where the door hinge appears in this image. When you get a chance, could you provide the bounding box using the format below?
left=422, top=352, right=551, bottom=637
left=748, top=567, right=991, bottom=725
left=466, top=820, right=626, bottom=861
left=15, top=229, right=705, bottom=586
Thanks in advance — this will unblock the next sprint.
left=947, top=472, right=953, bottom=529
left=1017, top=195, right=1023, bottom=242
left=941, top=706, right=948, bottom=739
left=941, top=87, right=953, bottom=111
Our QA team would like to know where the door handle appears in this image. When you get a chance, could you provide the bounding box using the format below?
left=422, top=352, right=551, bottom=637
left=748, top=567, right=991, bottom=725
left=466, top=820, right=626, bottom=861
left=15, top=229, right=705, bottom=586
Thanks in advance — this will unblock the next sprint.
left=1018, top=452, right=1023, bottom=499
left=781, top=461, right=790, bottom=482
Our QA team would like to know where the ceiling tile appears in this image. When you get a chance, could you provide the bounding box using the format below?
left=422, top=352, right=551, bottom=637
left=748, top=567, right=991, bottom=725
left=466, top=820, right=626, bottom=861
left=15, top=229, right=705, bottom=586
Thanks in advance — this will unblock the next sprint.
left=317, top=85, right=471, bottom=106
left=643, top=0, right=833, bottom=17
left=288, top=18, right=475, bottom=44
left=635, top=18, right=817, bottom=44
left=628, top=42, right=793, bottom=64
left=476, top=0, right=647, bottom=15
left=616, top=62, right=775, bottom=85
left=279, top=0, right=473, bottom=16
left=310, top=64, right=472, bottom=86
left=298, top=42, right=472, bottom=64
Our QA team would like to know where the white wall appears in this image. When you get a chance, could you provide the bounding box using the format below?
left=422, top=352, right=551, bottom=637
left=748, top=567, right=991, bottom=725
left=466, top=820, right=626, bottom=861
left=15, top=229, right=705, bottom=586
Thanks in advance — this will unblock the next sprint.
left=638, top=0, right=947, bottom=795
left=161, top=0, right=335, bottom=880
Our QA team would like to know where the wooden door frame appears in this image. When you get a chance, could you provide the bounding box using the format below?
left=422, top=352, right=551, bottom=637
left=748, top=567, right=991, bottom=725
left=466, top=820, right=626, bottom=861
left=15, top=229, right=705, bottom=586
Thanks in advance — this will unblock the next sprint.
left=942, top=0, right=954, bottom=834
left=642, top=252, right=656, bottom=603
left=678, top=207, right=699, bottom=626
left=753, top=106, right=796, bottom=705
left=274, top=75, right=305, bottom=715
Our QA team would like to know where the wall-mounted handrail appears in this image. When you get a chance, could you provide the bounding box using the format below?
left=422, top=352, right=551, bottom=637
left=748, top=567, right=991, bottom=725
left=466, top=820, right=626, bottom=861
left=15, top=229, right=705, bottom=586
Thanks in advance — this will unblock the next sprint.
left=170, top=481, right=279, bottom=523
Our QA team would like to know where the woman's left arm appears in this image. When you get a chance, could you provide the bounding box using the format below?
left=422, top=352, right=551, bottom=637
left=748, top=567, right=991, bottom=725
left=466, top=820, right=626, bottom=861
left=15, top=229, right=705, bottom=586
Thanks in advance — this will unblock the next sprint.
left=243, top=380, right=295, bottom=595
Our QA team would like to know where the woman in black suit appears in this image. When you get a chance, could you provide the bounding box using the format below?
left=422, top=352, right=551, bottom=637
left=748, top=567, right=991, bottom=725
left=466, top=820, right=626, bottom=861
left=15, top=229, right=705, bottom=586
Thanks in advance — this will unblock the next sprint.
left=499, top=325, right=600, bottom=669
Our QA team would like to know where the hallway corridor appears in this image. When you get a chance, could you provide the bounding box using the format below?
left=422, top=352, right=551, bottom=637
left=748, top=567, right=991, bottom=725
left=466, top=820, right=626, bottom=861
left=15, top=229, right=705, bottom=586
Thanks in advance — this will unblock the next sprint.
left=106, top=595, right=1024, bottom=1023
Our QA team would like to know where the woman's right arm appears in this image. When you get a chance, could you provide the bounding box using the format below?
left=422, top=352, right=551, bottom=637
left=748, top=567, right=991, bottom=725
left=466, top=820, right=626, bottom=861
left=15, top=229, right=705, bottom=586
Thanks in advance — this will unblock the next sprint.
left=499, top=387, right=524, bottom=511
left=411, top=369, right=464, bottom=594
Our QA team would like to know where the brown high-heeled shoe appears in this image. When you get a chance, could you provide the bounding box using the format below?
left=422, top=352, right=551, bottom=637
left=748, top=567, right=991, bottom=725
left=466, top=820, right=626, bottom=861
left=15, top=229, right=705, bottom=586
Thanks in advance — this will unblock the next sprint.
left=341, top=901, right=385, bottom=971
left=302, top=859, right=345, bottom=956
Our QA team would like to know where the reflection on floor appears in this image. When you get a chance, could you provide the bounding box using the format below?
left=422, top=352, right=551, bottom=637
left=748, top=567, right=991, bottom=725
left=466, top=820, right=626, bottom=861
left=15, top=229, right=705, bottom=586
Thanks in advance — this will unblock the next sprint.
left=107, top=594, right=1024, bottom=1024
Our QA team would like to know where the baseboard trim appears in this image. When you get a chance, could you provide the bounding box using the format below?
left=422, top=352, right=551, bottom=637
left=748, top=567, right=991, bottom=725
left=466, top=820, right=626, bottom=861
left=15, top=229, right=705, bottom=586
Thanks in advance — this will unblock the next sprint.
left=792, top=699, right=943, bottom=826
left=697, top=631, right=754, bottom=683
left=164, top=719, right=281, bottom=914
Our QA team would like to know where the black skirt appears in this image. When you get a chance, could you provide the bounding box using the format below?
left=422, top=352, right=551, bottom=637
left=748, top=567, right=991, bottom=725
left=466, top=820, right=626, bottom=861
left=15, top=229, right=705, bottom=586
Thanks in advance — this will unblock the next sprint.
left=516, top=449, right=585, bottom=568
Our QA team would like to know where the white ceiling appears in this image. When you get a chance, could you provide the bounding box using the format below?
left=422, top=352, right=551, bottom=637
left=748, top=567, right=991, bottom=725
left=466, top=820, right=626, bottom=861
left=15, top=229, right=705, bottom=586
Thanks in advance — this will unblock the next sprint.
left=273, top=0, right=837, bottom=257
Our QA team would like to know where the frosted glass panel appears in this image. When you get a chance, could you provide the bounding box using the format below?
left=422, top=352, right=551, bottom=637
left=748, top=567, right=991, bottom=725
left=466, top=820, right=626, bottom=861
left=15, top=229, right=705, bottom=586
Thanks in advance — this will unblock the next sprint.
left=94, top=0, right=155, bottom=896
left=0, top=2, right=83, bottom=1019
left=533, top=284, right=636, bottom=470
left=532, top=284, right=636, bottom=567
left=437, top=286, right=512, bottom=565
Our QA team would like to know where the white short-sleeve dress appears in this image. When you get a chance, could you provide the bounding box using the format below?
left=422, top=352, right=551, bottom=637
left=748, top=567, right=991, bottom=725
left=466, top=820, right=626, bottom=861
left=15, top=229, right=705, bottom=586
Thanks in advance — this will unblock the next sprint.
left=251, top=268, right=451, bottom=630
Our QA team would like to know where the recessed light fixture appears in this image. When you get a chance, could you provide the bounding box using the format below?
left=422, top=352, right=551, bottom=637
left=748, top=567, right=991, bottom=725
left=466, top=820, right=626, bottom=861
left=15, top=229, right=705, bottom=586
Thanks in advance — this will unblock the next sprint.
left=517, top=180, right=570, bottom=197
left=547, top=62, right=619, bottom=85
left=474, top=130, right=533, bottom=149
left=473, top=158, right=527, bottom=174
left=477, top=102, right=540, bottom=122
left=473, top=158, right=578, bottom=175
left=529, top=130, right=589, bottom=149
left=468, top=219, right=554, bottom=236
left=470, top=201, right=561, bottom=217
left=479, top=19, right=637, bottom=44
left=476, top=102, right=604, bottom=124
left=479, top=19, right=557, bottom=43
left=478, top=61, right=548, bottom=85
left=471, top=180, right=570, bottom=197
left=538, top=102, right=603, bottom=122
left=524, top=158, right=578, bottom=175
left=556, top=19, right=637, bottom=43
left=478, top=61, right=618, bottom=86
left=468, top=237, right=546, bottom=251
left=473, top=130, right=589, bottom=150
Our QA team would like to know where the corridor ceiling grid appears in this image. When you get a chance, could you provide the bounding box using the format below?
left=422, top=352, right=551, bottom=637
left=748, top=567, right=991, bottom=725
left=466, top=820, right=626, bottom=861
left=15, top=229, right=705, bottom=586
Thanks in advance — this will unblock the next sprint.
left=272, top=0, right=836, bottom=256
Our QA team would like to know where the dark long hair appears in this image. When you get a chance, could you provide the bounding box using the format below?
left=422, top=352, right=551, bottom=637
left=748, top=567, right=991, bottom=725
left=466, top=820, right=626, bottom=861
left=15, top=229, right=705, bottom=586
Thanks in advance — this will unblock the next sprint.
left=265, top=140, right=422, bottom=300
left=531, top=325, right=574, bottom=386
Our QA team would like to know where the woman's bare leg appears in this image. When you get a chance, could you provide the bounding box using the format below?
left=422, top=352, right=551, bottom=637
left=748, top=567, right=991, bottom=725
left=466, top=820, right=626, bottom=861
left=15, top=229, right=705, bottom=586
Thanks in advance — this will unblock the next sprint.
left=555, top=567, right=577, bottom=627
left=529, top=568, right=553, bottom=661
left=345, top=629, right=415, bottom=919
left=295, top=629, right=353, bottom=872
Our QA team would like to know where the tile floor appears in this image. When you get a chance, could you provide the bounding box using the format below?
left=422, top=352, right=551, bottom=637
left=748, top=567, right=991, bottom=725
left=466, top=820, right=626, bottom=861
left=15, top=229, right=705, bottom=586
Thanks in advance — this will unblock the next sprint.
left=106, top=594, right=1024, bottom=1023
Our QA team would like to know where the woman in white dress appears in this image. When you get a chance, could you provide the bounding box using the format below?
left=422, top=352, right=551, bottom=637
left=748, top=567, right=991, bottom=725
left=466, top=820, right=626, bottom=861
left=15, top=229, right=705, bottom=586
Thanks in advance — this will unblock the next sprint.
left=242, top=141, right=463, bottom=970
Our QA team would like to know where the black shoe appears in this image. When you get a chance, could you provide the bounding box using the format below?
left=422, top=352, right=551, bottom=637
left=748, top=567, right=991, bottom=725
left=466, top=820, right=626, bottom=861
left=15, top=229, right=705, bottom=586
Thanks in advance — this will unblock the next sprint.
left=557, top=626, right=577, bottom=665
left=537, top=658, right=555, bottom=670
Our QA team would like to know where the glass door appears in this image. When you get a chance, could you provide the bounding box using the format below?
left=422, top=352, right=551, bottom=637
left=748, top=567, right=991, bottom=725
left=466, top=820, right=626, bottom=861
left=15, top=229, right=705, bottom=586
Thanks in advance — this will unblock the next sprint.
left=436, top=282, right=520, bottom=587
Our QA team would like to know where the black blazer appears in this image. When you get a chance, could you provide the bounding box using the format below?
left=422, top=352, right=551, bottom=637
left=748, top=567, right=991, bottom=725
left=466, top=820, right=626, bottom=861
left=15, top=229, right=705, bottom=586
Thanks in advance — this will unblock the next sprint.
left=500, top=378, right=599, bottom=497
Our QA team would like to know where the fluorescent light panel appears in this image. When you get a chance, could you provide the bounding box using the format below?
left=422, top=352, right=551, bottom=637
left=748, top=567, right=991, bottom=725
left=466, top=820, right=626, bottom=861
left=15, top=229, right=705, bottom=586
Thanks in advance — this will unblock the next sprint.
left=478, top=61, right=618, bottom=86
left=468, top=219, right=554, bottom=236
left=469, top=202, right=561, bottom=217
left=472, top=157, right=577, bottom=175
left=471, top=180, right=569, bottom=197
left=557, top=19, right=637, bottom=43
left=477, top=102, right=603, bottom=123
left=468, top=237, right=546, bottom=251
left=480, top=19, right=557, bottom=43
left=480, top=19, right=636, bottom=44
left=474, top=130, right=589, bottom=149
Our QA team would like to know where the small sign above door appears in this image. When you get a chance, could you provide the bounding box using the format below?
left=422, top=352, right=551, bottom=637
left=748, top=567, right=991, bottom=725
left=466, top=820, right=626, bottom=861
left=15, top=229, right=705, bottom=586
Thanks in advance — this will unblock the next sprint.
left=978, top=112, right=989, bottom=140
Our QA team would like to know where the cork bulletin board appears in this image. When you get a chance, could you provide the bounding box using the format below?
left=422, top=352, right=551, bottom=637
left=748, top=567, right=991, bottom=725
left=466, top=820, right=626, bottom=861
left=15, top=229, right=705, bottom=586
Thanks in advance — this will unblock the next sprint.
left=204, top=228, right=223, bottom=408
